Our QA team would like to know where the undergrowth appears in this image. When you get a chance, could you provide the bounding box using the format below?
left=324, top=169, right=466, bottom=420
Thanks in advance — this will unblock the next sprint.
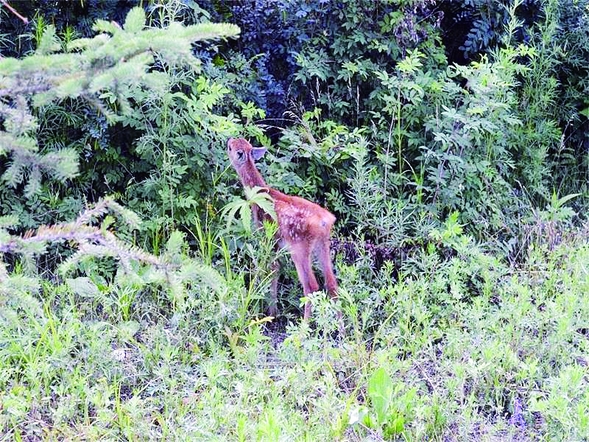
left=1, top=202, right=588, bottom=440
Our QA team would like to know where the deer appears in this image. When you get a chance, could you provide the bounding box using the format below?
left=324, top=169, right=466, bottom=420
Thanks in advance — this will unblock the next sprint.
left=227, top=137, right=338, bottom=320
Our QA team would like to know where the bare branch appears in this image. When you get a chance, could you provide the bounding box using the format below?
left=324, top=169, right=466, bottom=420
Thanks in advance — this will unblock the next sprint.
left=0, top=0, right=28, bottom=24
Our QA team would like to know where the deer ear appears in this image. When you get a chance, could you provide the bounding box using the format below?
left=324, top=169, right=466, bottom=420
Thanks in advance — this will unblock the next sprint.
left=251, top=147, right=267, bottom=161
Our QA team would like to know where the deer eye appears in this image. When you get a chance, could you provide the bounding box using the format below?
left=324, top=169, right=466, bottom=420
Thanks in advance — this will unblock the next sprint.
left=236, top=150, right=245, bottom=161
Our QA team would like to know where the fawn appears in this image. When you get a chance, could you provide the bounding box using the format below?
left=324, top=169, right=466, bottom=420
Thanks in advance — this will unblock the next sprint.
left=227, top=137, right=338, bottom=319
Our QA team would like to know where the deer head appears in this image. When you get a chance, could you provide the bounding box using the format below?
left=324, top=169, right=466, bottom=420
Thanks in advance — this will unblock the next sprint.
left=227, top=137, right=267, bottom=166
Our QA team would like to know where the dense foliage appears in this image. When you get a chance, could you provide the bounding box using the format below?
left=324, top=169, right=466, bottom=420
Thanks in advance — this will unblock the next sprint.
left=1, top=0, right=589, bottom=439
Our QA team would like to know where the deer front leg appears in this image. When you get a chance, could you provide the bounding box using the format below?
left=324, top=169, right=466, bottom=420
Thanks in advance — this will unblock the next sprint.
left=267, top=258, right=280, bottom=317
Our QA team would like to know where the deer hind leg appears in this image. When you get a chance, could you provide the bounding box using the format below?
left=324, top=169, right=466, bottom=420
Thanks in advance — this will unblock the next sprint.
left=316, top=236, right=344, bottom=330
left=289, top=241, right=319, bottom=320
left=316, top=237, right=338, bottom=299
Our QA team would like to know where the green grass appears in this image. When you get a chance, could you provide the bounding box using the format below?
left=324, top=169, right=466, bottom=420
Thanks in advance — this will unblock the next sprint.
left=1, top=232, right=589, bottom=440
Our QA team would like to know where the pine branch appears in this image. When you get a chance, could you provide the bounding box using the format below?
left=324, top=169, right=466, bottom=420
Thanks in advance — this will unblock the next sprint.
left=0, top=198, right=169, bottom=273
left=0, top=82, right=51, bottom=98
left=0, top=6, right=240, bottom=193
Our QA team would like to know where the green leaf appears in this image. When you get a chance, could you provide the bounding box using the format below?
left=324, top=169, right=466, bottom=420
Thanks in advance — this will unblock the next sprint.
left=553, top=192, right=581, bottom=209
left=240, top=202, right=252, bottom=235
left=221, top=197, right=249, bottom=231
left=367, top=367, right=394, bottom=426
left=384, top=415, right=405, bottom=437
left=245, top=187, right=276, bottom=221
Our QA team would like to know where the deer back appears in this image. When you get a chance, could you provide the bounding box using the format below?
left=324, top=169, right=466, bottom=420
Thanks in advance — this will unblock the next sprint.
left=268, top=188, right=336, bottom=245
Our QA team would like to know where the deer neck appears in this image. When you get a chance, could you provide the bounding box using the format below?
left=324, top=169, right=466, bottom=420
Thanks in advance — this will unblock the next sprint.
left=238, top=161, right=267, bottom=188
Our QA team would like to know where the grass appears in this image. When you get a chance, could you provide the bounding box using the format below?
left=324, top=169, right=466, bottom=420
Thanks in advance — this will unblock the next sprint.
left=1, top=228, right=589, bottom=440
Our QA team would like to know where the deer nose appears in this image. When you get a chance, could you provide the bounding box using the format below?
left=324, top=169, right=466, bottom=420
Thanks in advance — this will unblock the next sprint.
left=227, top=138, right=234, bottom=148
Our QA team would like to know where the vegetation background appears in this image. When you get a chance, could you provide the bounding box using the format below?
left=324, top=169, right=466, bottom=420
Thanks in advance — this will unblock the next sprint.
left=1, top=0, right=588, bottom=439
